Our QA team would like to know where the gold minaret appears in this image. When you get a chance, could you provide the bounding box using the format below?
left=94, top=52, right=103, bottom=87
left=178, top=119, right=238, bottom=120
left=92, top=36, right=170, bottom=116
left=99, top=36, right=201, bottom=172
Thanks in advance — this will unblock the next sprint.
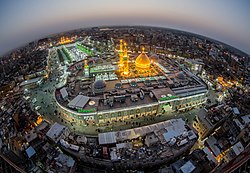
left=123, top=42, right=129, bottom=75
left=119, top=39, right=124, bottom=69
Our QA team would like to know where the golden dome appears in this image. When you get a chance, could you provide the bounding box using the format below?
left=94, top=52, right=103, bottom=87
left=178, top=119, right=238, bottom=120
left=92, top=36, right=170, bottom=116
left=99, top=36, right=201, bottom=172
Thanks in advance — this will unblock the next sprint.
left=135, top=48, right=151, bottom=69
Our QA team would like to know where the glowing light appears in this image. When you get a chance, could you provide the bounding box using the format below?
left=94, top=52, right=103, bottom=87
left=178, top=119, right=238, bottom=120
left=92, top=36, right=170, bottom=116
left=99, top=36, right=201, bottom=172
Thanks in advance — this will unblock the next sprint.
left=119, top=39, right=124, bottom=69
left=122, top=42, right=129, bottom=75
left=142, top=47, right=145, bottom=53
left=59, top=36, right=72, bottom=45
left=76, top=43, right=93, bottom=56
left=34, top=116, right=43, bottom=126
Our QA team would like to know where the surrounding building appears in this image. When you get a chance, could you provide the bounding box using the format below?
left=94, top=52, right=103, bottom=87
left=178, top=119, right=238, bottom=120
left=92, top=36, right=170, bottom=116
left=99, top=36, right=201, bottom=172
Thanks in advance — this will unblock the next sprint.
left=46, top=122, right=70, bottom=143
left=193, top=104, right=232, bottom=139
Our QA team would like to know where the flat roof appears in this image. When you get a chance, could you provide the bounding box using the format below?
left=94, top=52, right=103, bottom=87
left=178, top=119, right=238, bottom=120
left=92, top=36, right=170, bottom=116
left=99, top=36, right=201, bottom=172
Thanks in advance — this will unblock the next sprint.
left=20, top=77, right=43, bottom=86
left=163, top=119, right=187, bottom=142
left=197, top=108, right=213, bottom=128
left=90, top=64, right=118, bottom=73
left=241, top=114, right=250, bottom=124
left=75, top=95, right=89, bottom=109
left=185, top=58, right=204, bottom=65
left=173, top=86, right=207, bottom=95
left=60, top=87, right=68, bottom=99
left=152, top=88, right=177, bottom=101
left=68, top=95, right=83, bottom=108
left=46, top=122, right=68, bottom=143
left=232, top=142, right=244, bottom=156
left=98, top=118, right=195, bottom=144
left=145, top=133, right=159, bottom=147
left=203, top=147, right=218, bottom=164
left=205, top=136, right=221, bottom=157
left=232, top=107, right=240, bottom=115
left=26, top=146, right=36, bottom=158
left=97, top=93, right=158, bottom=112
left=56, top=58, right=208, bottom=113
left=98, top=132, right=117, bottom=145
left=180, top=160, right=196, bottom=173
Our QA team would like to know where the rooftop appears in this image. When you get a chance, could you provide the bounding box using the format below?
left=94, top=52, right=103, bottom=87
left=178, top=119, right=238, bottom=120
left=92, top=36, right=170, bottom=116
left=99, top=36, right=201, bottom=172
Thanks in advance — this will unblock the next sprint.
left=55, top=57, right=208, bottom=114
left=19, top=77, right=43, bottom=87
left=98, top=118, right=196, bottom=145
left=46, top=122, right=68, bottom=143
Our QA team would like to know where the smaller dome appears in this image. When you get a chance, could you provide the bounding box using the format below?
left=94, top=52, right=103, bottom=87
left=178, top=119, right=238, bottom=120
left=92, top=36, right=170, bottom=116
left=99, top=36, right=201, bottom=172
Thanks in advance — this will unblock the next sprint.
left=94, top=80, right=106, bottom=89
left=130, top=80, right=137, bottom=87
left=115, top=83, right=122, bottom=89
left=144, top=79, right=151, bottom=86
left=150, top=54, right=159, bottom=62
left=157, top=78, right=164, bottom=84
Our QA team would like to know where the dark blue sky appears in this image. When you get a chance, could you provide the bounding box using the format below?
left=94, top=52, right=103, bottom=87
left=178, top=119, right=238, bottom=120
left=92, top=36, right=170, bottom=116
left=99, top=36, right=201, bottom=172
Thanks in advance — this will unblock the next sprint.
left=0, top=0, right=249, bottom=55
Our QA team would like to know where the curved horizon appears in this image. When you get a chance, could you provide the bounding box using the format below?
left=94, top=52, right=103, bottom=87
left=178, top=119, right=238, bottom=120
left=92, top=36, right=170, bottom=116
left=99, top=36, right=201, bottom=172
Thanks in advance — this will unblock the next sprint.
left=0, top=0, right=249, bottom=55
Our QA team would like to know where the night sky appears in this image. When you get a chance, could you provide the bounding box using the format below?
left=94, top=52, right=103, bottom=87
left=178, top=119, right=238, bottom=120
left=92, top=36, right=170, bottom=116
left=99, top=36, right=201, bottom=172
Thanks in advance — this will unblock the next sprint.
left=0, top=0, right=249, bottom=55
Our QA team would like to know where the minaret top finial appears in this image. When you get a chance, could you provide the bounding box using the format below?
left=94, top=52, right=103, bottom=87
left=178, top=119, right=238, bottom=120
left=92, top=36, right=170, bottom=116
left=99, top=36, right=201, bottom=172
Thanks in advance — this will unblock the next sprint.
left=142, top=47, right=145, bottom=53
